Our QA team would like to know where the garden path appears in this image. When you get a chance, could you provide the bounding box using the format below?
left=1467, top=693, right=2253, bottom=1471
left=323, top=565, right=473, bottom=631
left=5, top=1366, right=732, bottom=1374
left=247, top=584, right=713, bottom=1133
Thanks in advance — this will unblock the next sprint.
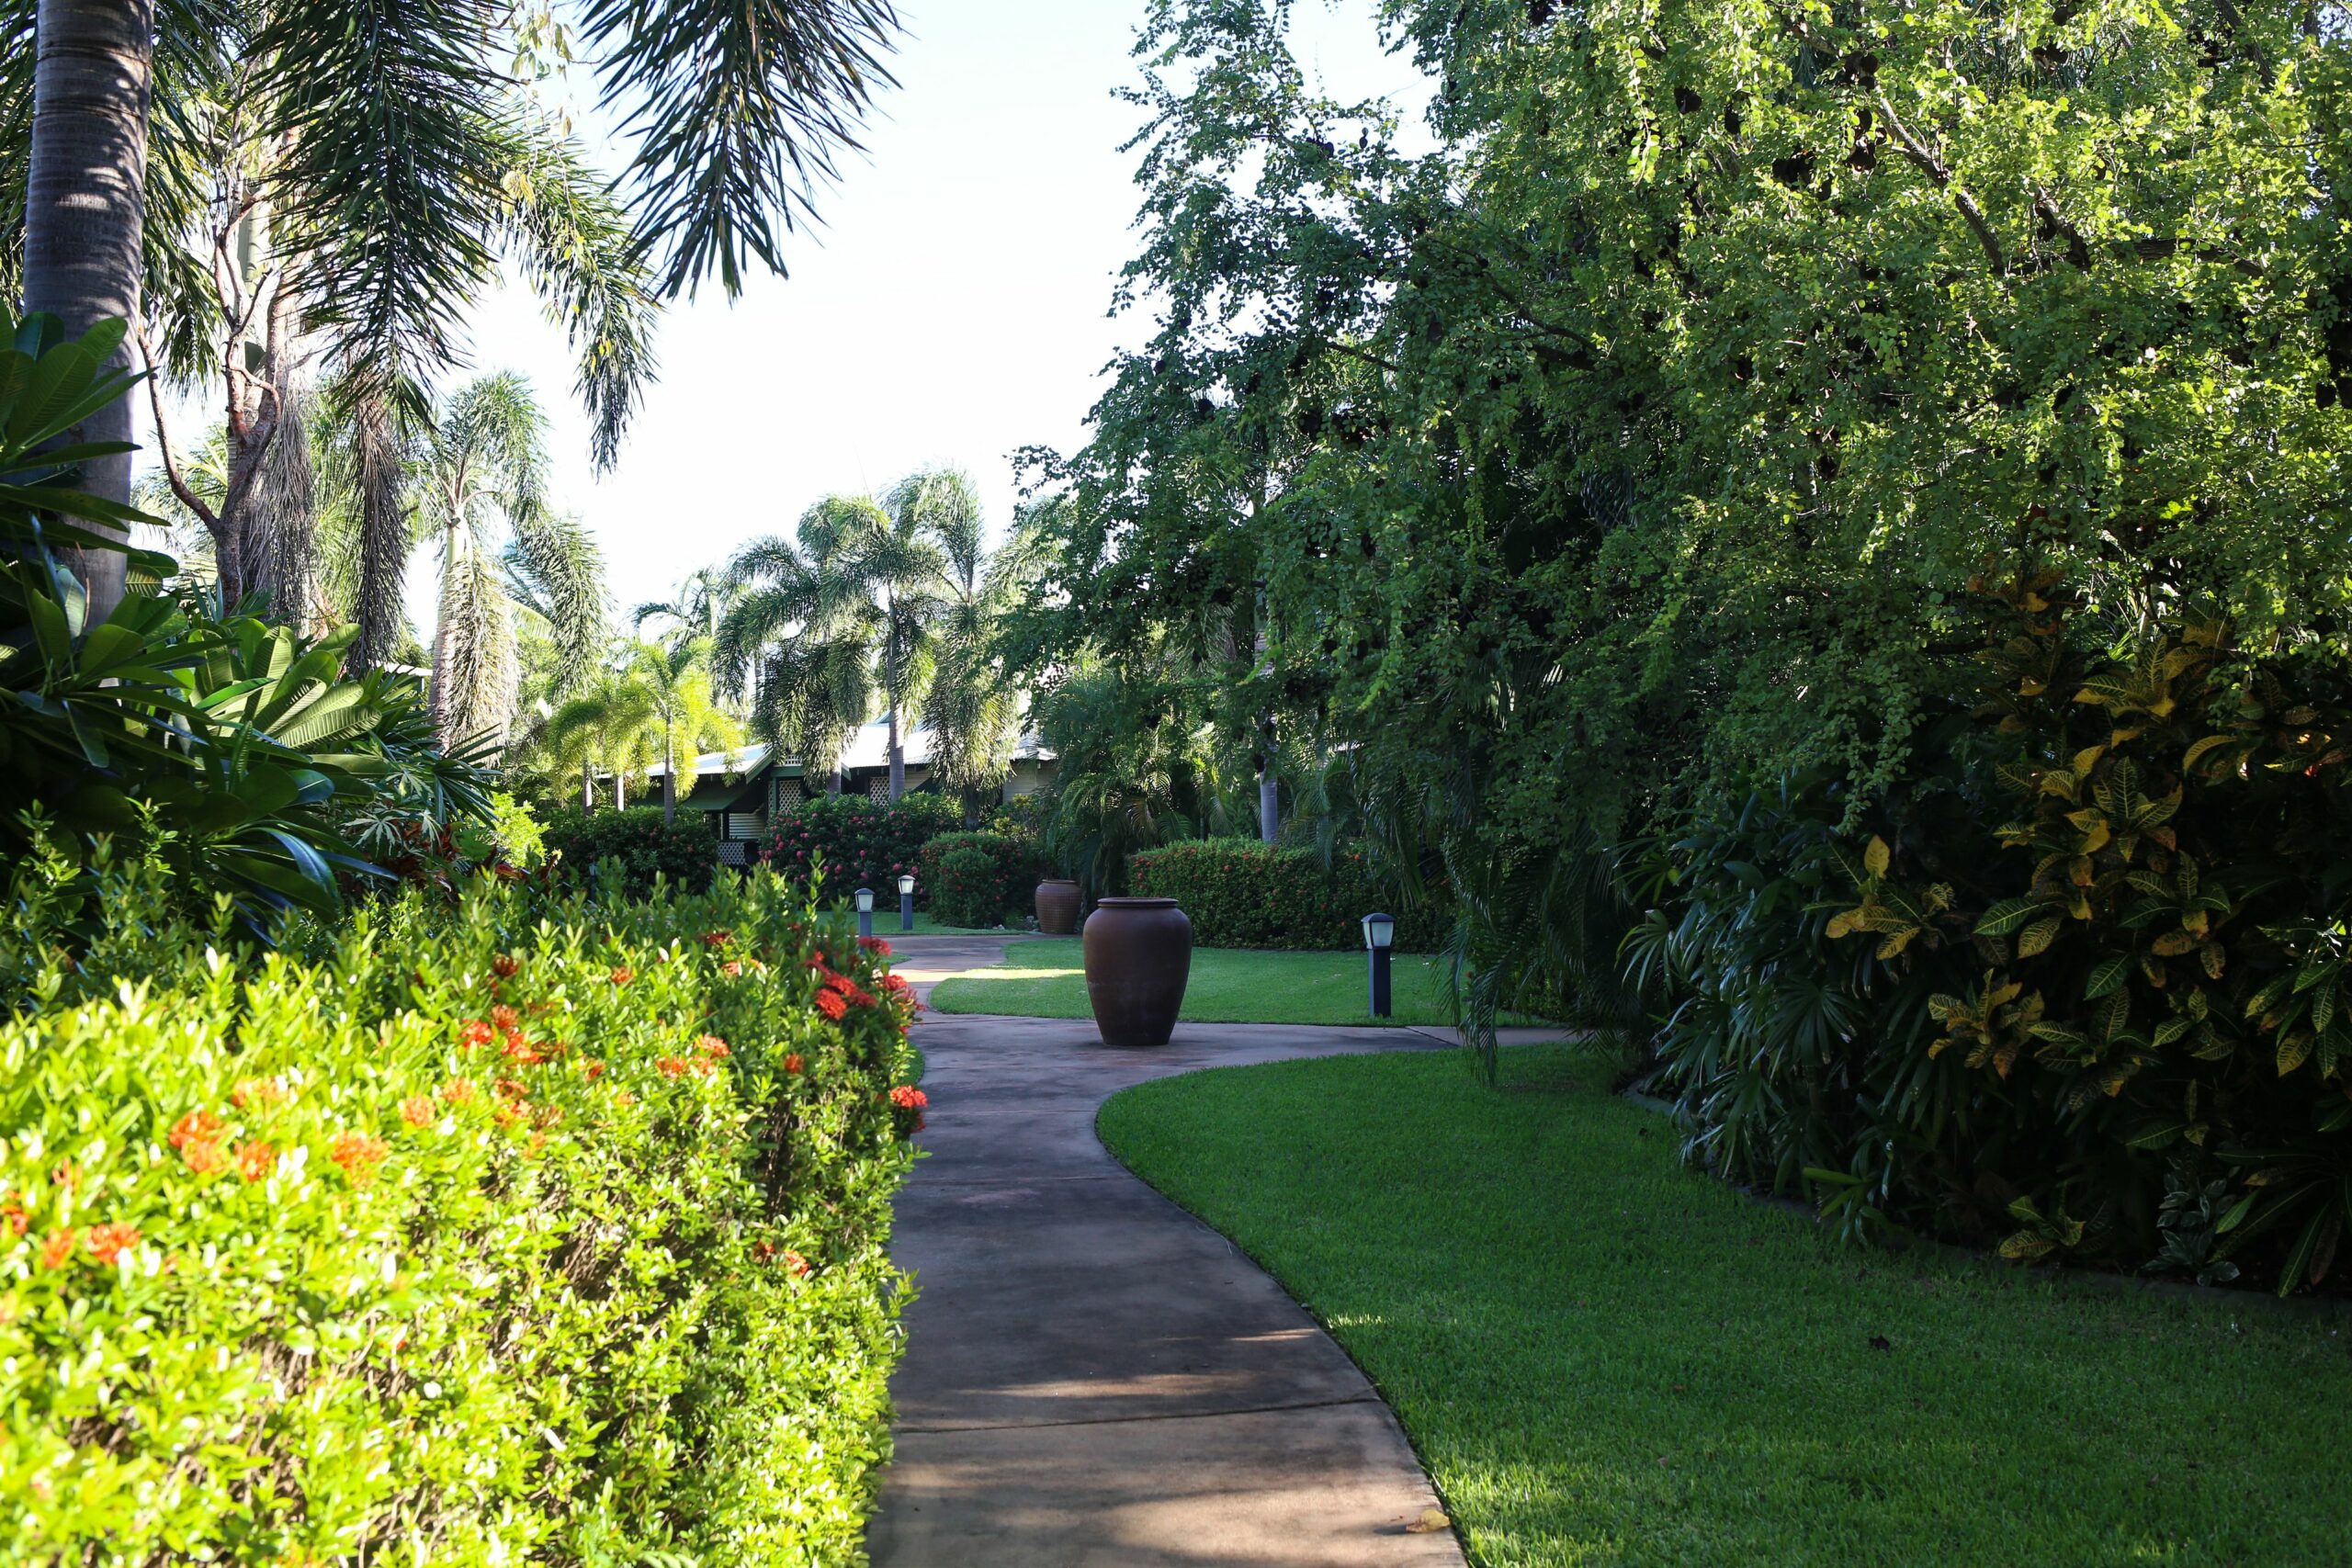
left=866, top=934, right=1540, bottom=1567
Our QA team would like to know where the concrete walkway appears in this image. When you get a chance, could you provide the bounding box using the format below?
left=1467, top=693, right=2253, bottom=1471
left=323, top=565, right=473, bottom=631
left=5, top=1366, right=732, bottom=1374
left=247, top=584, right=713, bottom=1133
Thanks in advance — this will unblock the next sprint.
left=866, top=934, right=1478, bottom=1568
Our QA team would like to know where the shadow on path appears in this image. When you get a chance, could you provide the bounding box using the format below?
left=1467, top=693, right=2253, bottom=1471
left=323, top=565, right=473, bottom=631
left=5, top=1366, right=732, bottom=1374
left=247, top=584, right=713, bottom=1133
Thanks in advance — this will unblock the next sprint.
left=867, top=936, right=1487, bottom=1567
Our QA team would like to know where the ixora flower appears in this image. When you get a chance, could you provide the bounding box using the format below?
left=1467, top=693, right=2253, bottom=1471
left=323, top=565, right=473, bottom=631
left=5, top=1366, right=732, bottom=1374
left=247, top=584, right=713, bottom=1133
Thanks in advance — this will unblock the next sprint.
left=85, top=1223, right=141, bottom=1267
left=37, top=1227, right=76, bottom=1270
left=783, top=1053, right=805, bottom=1075
left=888, top=1085, right=928, bottom=1111
left=326, top=1131, right=390, bottom=1188
left=230, top=1077, right=288, bottom=1110
left=458, top=1020, right=495, bottom=1051
left=696, top=1035, right=731, bottom=1059
left=236, top=1142, right=276, bottom=1182
left=491, top=953, right=521, bottom=979
left=857, top=935, right=891, bottom=956
left=608, top=965, right=635, bottom=986
left=812, top=988, right=849, bottom=1022
left=399, top=1096, right=435, bottom=1129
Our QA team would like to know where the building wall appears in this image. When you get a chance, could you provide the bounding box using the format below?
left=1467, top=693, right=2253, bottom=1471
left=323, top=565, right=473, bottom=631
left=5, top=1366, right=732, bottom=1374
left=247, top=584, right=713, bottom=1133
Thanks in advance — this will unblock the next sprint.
left=1001, top=759, right=1056, bottom=800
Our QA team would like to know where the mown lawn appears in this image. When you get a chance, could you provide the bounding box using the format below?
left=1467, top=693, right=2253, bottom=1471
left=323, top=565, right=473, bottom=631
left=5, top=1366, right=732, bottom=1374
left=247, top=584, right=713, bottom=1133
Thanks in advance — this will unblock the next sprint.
left=925, top=938, right=1467, bottom=1026
left=1097, top=1046, right=2352, bottom=1568
left=821, top=907, right=1012, bottom=937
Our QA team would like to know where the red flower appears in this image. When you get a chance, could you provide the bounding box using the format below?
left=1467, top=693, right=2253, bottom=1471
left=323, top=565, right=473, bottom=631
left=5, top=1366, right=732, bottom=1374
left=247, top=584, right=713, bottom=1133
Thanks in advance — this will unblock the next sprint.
left=783, top=1249, right=811, bottom=1278
left=442, top=1078, right=477, bottom=1105
left=328, top=1130, right=390, bottom=1187
left=609, top=965, right=635, bottom=986
left=720, top=960, right=743, bottom=977
left=491, top=953, right=520, bottom=978
left=85, top=1223, right=140, bottom=1267
left=889, top=1085, right=929, bottom=1110
left=701, top=930, right=734, bottom=948
left=230, top=1077, right=287, bottom=1110
left=582, top=1059, right=606, bottom=1079
left=614, top=1089, right=639, bottom=1109
left=813, top=988, right=849, bottom=1022
left=501, top=1035, right=546, bottom=1066
left=236, top=1142, right=276, bottom=1182
left=858, top=935, right=892, bottom=956
left=38, top=1227, right=77, bottom=1270
left=696, top=1034, right=730, bottom=1059
left=169, top=1109, right=224, bottom=1153
left=490, top=1005, right=521, bottom=1032
left=784, top=1053, right=805, bottom=1074
left=0, top=1198, right=25, bottom=1237
left=458, top=1020, right=494, bottom=1051
left=399, top=1095, right=435, bottom=1128
left=658, top=1055, right=691, bottom=1078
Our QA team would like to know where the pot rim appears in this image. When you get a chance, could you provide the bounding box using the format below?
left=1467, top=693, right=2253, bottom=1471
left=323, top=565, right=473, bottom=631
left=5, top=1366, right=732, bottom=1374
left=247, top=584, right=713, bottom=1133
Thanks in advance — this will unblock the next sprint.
left=1091, top=896, right=1181, bottom=908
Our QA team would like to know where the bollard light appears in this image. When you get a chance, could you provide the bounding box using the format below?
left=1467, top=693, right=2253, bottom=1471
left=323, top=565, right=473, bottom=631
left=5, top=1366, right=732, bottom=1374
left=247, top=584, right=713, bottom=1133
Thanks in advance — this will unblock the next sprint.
left=898, top=873, right=916, bottom=932
left=1362, top=912, right=1394, bottom=1019
left=855, top=886, right=875, bottom=941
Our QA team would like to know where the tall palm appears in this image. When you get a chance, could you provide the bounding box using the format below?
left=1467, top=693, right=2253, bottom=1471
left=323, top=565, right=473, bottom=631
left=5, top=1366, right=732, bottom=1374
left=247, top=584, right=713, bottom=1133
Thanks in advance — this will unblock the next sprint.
left=714, top=521, right=878, bottom=794
left=852, top=471, right=968, bottom=797
left=6, top=0, right=905, bottom=620
left=631, top=567, right=734, bottom=658
left=416, top=371, right=605, bottom=754
left=627, top=636, right=744, bottom=825
left=924, top=485, right=1049, bottom=817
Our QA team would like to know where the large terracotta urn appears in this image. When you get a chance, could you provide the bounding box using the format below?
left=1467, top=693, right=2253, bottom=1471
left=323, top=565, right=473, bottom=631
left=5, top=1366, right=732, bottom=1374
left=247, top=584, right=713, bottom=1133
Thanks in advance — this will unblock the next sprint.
left=1035, top=878, right=1082, bottom=936
left=1082, top=896, right=1193, bottom=1047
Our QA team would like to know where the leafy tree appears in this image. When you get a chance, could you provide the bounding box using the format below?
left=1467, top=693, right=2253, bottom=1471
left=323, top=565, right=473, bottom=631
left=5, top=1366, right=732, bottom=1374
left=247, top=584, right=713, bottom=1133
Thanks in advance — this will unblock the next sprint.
left=544, top=662, right=662, bottom=813
left=4, top=0, right=905, bottom=618
left=631, top=567, right=736, bottom=659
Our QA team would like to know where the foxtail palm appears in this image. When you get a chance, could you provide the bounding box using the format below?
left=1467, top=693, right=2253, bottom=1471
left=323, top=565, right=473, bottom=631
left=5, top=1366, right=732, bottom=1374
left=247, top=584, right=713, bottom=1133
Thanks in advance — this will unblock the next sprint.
left=627, top=637, right=744, bottom=825
left=714, top=519, right=878, bottom=793
left=418, top=372, right=605, bottom=754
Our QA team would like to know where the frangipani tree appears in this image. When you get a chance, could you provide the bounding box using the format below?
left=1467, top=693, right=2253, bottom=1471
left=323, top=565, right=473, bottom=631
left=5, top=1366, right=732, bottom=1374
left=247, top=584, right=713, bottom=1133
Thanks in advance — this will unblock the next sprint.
left=6, top=0, right=904, bottom=620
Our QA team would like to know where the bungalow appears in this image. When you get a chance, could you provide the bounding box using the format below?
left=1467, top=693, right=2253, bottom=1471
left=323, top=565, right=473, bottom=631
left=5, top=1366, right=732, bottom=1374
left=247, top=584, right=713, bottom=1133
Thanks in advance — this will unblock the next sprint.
left=646, top=718, right=1057, bottom=865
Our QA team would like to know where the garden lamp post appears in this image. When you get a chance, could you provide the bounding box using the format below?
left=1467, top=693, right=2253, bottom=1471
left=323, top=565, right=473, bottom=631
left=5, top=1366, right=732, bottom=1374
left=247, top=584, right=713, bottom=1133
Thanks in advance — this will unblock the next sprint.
left=898, top=872, right=915, bottom=933
left=1362, top=912, right=1394, bottom=1019
left=855, top=886, right=875, bottom=942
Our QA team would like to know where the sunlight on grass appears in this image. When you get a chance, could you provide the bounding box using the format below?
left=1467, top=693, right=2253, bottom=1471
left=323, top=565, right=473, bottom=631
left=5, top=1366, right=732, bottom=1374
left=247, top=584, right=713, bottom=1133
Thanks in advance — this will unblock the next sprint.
left=927, top=939, right=1478, bottom=1026
left=1100, top=1047, right=2352, bottom=1568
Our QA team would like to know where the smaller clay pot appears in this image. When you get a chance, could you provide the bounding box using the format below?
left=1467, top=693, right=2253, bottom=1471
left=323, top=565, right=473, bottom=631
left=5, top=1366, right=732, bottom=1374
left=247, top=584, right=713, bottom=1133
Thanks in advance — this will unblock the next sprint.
left=1082, top=896, right=1193, bottom=1047
left=1035, top=878, right=1082, bottom=936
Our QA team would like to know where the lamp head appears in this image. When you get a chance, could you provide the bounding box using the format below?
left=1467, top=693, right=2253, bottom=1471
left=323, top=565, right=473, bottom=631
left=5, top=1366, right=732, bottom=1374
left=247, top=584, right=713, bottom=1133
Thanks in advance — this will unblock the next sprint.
left=1362, top=912, right=1394, bottom=950
left=898, top=874, right=916, bottom=896
left=854, top=887, right=875, bottom=912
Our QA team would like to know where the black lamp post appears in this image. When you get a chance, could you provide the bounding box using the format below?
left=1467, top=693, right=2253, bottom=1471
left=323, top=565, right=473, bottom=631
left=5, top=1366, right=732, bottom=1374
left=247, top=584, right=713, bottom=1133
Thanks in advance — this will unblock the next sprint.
left=855, top=886, right=875, bottom=941
left=898, top=872, right=916, bottom=933
left=1362, top=911, right=1394, bottom=1019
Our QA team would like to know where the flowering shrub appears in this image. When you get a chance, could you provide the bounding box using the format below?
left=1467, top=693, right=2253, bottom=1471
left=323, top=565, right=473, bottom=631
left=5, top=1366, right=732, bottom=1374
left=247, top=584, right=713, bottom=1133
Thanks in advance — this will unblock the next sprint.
left=0, top=866, right=922, bottom=1562
left=1128, top=838, right=1447, bottom=951
left=541, top=805, right=716, bottom=897
left=917, top=831, right=1034, bottom=928
left=762, top=792, right=960, bottom=902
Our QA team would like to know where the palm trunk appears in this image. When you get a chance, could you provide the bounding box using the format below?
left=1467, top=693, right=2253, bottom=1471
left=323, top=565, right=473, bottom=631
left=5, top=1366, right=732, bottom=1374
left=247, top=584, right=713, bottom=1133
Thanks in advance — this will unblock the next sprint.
left=428, top=522, right=460, bottom=742
left=23, top=0, right=156, bottom=625
left=662, top=732, right=677, bottom=826
left=612, top=772, right=625, bottom=810
left=888, top=703, right=904, bottom=801
left=347, top=389, right=406, bottom=674
left=581, top=758, right=594, bottom=814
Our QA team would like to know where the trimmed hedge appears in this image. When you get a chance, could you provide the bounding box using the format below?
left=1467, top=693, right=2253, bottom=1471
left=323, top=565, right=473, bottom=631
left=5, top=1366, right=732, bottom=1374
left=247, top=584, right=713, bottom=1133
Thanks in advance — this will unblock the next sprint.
left=541, top=806, right=716, bottom=897
left=1128, top=838, right=1448, bottom=951
left=917, top=832, right=1033, bottom=928
left=0, top=866, right=922, bottom=1563
left=763, top=793, right=961, bottom=902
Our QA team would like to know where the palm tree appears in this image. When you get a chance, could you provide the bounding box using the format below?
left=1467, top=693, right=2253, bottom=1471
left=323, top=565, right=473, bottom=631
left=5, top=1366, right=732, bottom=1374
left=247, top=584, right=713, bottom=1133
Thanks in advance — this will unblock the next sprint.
left=414, top=372, right=605, bottom=754
left=546, top=665, right=661, bottom=814
left=714, top=512, right=881, bottom=794
left=6, top=0, right=906, bottom=620
left=846, top=472, right=967, bottom=797
left=924, top=489, right=1050, bottom=817
left=627, top=637, right=744, bottom=825
left=631, top=568, right=734, bottom=659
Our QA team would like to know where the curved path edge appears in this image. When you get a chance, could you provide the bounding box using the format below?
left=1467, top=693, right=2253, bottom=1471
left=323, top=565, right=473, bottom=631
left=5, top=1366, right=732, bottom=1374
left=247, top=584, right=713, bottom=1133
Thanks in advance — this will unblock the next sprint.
left=866, top=935, right=1478, bottom=1567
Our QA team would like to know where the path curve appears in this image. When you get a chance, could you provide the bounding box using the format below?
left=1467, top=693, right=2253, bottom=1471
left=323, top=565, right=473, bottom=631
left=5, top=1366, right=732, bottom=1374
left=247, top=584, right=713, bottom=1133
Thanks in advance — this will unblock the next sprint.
left=867, top=934, right=1468, bottom=1567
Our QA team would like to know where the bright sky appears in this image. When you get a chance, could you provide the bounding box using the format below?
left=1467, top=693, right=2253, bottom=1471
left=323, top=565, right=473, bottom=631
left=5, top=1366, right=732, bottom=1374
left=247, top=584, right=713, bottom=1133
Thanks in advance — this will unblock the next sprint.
left=430, top=0, right=1427, bottom=633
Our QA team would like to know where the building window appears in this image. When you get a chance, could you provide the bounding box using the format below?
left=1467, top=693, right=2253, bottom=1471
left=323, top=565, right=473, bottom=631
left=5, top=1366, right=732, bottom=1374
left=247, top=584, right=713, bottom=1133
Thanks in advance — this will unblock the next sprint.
left=866, top=777, right=890, bottom=802
left=771, top=777, right=804, bottom=817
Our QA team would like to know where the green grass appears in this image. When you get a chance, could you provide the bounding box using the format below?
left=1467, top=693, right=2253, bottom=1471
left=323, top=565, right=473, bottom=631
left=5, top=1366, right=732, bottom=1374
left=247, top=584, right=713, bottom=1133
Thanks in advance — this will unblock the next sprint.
left=1098, top=1047, right=2352, bottom=1568
left=820, top=907, right=1014, bottom=938
left=926, top=938, right=1475, bottom=1026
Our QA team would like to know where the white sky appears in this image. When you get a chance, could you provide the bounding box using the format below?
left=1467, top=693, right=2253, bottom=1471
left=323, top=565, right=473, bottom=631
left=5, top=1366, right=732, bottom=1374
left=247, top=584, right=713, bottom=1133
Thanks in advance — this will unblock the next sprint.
left=139, top=0, right=1431, bottom=638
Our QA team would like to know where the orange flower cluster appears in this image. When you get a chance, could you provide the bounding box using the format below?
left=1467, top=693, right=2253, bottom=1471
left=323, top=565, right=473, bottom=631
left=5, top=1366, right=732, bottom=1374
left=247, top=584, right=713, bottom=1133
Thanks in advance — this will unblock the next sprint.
left=326, top=1130, right=390, bottom=1188
left=230, top=1077, right=288, bottom=1110
left=857, top=935, right=891, bottom=956
left=399, top=1096, right=435, bottom=1128
left=0, top=1195, right=25, bottom=1236
left=784, top=1053, right=805, bottom=1075
left=170, top=1110, right=232, bottom=1175
left=458, top=1020, right=494, bottom=1051
left=812, top=988, right=848, bottom=1022
left=889, top=1085, right=929, bottom=1111
left=609, top=964, right=635, bottom=987
left=719, top=960, right=744, bottom=977
left=85, top=1223, right=141, bottom=1267
left=492, top=953, right=521, bottom=978
left=237, top=1142, right=276, bottom=1181
left=696, top=1034, right=730, bottom=1060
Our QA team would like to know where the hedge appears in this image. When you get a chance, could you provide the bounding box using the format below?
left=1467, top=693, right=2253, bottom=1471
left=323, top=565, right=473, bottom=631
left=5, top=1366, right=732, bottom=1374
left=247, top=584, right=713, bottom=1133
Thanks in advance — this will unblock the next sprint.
left=916, top=832, right=1034, bottom=928
left=763, top=793, right=961, bottom=902
left=0, top=863, right=923, bottom=1563
left=1127, top=838, right=1448, bottom=951
left=541, top=806, right=716, bottom=897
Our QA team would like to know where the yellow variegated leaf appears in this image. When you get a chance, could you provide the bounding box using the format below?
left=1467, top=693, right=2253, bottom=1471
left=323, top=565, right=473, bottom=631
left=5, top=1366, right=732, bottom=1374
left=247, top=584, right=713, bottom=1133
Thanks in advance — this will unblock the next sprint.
left=2278, top=1032, right=2314, bottom=1076
left=1876, top=929, right=1916, bottom=961
left=2000, top=1231, right=2055, bottom=1261
left=2017, top=916, right=2061, bottom=958
left=2071, top=744, right=2105, bottom=777
left=2150, top=930, right=2196, bottom=957
left=1825, top=911, right=1857, bottom=940
left=1863, top=836, right=1890, bottom=878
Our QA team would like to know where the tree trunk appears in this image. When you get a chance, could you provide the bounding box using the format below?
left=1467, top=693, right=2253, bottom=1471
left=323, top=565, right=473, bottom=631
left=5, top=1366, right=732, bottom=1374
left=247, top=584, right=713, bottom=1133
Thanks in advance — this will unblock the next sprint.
left=662, top=734, right=677, bottom=826
left=23, top=0, right=156, bottom=625
left=428, top=522, right=459, bottom=739
left=581, top=758, right=594, bottom=814
left=347, top=389, right=407, bottom=673
left=888, top=703, right=904, bottom=801
left=612, top=772, right=625, bottom=810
